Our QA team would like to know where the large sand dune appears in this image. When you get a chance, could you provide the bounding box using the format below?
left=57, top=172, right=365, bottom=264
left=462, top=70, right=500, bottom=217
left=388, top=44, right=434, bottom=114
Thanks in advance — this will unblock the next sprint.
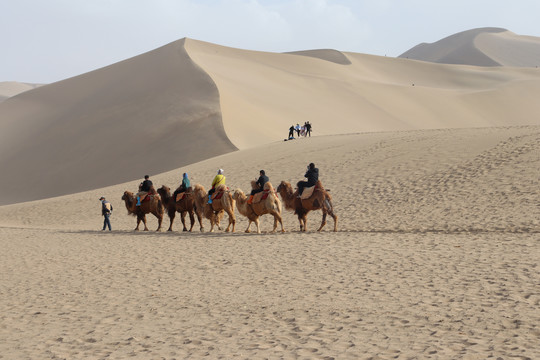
left=2, top=35, right=540, bottom=205
left=0, top=38, right=236, bottom=205
left=399, top=27, right=540, bottom=67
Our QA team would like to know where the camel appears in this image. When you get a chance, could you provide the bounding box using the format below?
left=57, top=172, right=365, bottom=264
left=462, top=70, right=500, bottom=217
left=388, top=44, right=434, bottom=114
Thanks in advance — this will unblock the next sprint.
left=157, top=185, right=203, bottom=232
left=233, top=181, right=285, bottom=233
left=276, top=180, right=338, bottom=232
left=193, top=184, right=236, bottom=232
left=121, top=190, right=164, bottom=231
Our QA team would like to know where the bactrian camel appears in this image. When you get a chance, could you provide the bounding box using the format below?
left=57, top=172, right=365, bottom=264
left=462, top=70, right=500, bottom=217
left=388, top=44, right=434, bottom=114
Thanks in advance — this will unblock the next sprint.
left=157, top=185, right=203, bottom=232
left=121, top=190, right=164, bottom=231
left=233, top=181, right=285, bottom=233
left=193, top=184, right=236, bottom=232
left=276, top=180, right=337, bottom=232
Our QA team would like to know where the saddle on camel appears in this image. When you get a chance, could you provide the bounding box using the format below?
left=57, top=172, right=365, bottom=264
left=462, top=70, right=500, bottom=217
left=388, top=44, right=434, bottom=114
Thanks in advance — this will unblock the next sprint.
left=250, top=180, right=275, bottom=204
left=277, top=179, right=338, bottom=232
left=209, top=185, right=229, bottom=202
left=137, top=175, right=156, bottom=206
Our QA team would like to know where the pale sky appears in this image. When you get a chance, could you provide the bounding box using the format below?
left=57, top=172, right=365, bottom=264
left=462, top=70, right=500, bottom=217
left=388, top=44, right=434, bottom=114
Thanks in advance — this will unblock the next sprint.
left=2, top=0, right=540, bottom=84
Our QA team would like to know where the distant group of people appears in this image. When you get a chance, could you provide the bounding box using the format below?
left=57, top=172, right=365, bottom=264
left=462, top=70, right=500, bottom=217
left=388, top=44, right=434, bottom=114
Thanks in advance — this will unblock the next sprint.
left=288, top=122, right=312, bottom=140
left=98, top=163, right=320, bottom=231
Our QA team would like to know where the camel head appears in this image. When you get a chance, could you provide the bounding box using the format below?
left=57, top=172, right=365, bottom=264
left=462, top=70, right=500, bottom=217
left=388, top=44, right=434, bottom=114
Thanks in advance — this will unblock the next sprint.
left=157, top=185, right=170, bottom=196
left=277, top=181, right=291, bottom=194
left=232, top=189, right=246, bottom=201
left=122, top=191, right=134, bottom=201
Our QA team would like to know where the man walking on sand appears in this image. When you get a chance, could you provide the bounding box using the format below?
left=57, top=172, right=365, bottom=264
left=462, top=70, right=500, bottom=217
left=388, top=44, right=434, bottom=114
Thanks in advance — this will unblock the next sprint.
left=100, top=196, right=113, bottom=231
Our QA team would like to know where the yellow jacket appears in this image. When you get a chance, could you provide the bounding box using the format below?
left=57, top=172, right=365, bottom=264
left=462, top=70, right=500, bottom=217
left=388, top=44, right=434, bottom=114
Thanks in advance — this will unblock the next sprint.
left=211, top=174, right=226, bottom=188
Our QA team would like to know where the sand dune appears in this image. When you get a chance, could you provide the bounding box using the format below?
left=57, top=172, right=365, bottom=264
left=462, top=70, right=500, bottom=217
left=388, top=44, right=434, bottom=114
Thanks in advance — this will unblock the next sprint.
left=399, top=27, right=540, bottom=67
left=0, top=39, right=236, bottom=205
left=0, top=81, right=42, bottom=103
left=0, top=126, right=538, bottom=359
left=2, top=35, right=540, bottom=205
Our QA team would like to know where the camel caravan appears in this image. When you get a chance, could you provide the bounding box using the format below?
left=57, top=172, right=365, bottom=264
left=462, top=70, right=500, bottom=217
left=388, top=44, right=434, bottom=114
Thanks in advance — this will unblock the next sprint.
left=120, top=164, right=337, bottom=233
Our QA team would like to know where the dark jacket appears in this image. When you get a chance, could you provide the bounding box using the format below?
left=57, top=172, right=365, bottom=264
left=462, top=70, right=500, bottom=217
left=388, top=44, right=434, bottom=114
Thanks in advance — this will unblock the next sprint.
left=140, top=179, right=153, bottom=192
left=101, top=201, right=113, bottom=216
left=256, top=175, right=269, bottom=190
left=304, top=167, right=319, bottom=186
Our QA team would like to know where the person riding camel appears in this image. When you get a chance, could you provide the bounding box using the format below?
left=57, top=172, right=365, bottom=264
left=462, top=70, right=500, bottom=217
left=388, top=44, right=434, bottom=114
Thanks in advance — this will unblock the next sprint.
left=177, top=173, right=191, bottom=193
left=208, top=169, right=226, bottom=204
left=297, top=163, right=319, bottom=197
left=248, top=170, right=269, bottom=204
left=136, top=175, right=153, bottom=206
left=173, top=172, right=191, bottom=202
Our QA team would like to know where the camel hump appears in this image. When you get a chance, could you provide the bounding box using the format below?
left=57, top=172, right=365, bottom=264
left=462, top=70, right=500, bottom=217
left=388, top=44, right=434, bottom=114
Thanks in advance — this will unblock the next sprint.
left=263, top=181, right=274, bottom=192
left=215, top=184, right=228, bottom=192
left=315, top=180, right=324, bottom=190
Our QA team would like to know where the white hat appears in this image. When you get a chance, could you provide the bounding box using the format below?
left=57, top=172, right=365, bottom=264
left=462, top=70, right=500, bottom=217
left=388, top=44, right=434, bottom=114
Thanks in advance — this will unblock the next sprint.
left=218, top=169, right=224, bottom=174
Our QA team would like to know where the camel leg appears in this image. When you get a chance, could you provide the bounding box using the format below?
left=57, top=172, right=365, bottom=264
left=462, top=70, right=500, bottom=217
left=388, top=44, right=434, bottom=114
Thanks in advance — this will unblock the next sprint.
left=154, top=212, right=162, bottom=232
left=297, top=215, right=304, bottom=232
left=167, top=209, right=175, bottom=231
left=180, top=211, right=188, bottom=231
left=135, top=216, right=141, bottom=231
left=209, top=212, right=215, bottom=233
left=254, top=218, right=260, bottom=234
left=245, top=220, right=252, bottom=233
left=188, top=211, right=195, bottom=232
left=225, top=209, right=236, bottom=232
left=216, top=210, right=223, bottom=231
left=272, top=211, right=285, bottom=233
left=317, top=212, right=327, bottom=232
left=196, top=211, right=204, bottom=232
left=331, top=212, right=338, bottom=232
left=142, top=215, right=149, bottom=231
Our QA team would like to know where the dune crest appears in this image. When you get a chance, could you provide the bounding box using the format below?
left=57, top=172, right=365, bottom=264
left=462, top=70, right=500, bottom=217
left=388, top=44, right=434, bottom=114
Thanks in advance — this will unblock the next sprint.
left=0, top=81, right=43, bottom=103
left=2, top=33, right=540, bottom=205
left=285, top=49, right=352, bottom=65
left=399, top=27, right=540, bottom=67
left=0, top=38, right=236, bottom=206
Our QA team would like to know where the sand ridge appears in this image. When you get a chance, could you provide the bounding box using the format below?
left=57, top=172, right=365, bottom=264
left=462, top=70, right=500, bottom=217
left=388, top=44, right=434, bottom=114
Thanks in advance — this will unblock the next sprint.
left=2, top=35, right=540, bottom=205
left=400, top=27, right=540, bottom=67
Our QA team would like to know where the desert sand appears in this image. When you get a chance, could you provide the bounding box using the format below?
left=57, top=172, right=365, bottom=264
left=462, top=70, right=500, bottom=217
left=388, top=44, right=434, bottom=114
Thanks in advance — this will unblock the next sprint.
left=0, top=126, right=538, bottom=359
left=0, top=28, right=539, bottom=359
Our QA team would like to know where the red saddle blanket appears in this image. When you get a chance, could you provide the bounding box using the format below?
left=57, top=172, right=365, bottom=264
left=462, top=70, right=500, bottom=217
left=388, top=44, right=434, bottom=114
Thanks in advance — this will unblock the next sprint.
left=253, top=190, right=272, bottom=203
left=211, top=187, right=229, bottom=200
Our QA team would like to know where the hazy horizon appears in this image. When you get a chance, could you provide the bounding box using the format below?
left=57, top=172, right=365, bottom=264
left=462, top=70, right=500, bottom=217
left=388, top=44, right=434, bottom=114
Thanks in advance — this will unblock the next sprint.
left=2, top=0, right=540, bottom=83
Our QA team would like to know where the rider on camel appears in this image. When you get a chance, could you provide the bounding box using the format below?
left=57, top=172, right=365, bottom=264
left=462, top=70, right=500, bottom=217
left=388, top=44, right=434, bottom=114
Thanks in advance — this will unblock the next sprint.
left=208, top=169, right=226, bottom=204
left=136, top=175, right=153, bottom=206
left=248, top=170, right=269, bottom=204
left=297, top=163, right=318, bottom=197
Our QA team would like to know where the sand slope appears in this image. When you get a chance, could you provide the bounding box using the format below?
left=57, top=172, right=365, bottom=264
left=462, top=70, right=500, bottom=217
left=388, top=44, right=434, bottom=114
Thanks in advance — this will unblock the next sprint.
left=2, top=34, right=540, bottom=206
left=0, top=126, right=538, bottom=359
left=186, top=37, right=540, bottom=147
left=0, top=81, right=42, bottom=103
left=399, top=27, right=540, bottom=67
left=0, top=38, right=236, bottom=206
